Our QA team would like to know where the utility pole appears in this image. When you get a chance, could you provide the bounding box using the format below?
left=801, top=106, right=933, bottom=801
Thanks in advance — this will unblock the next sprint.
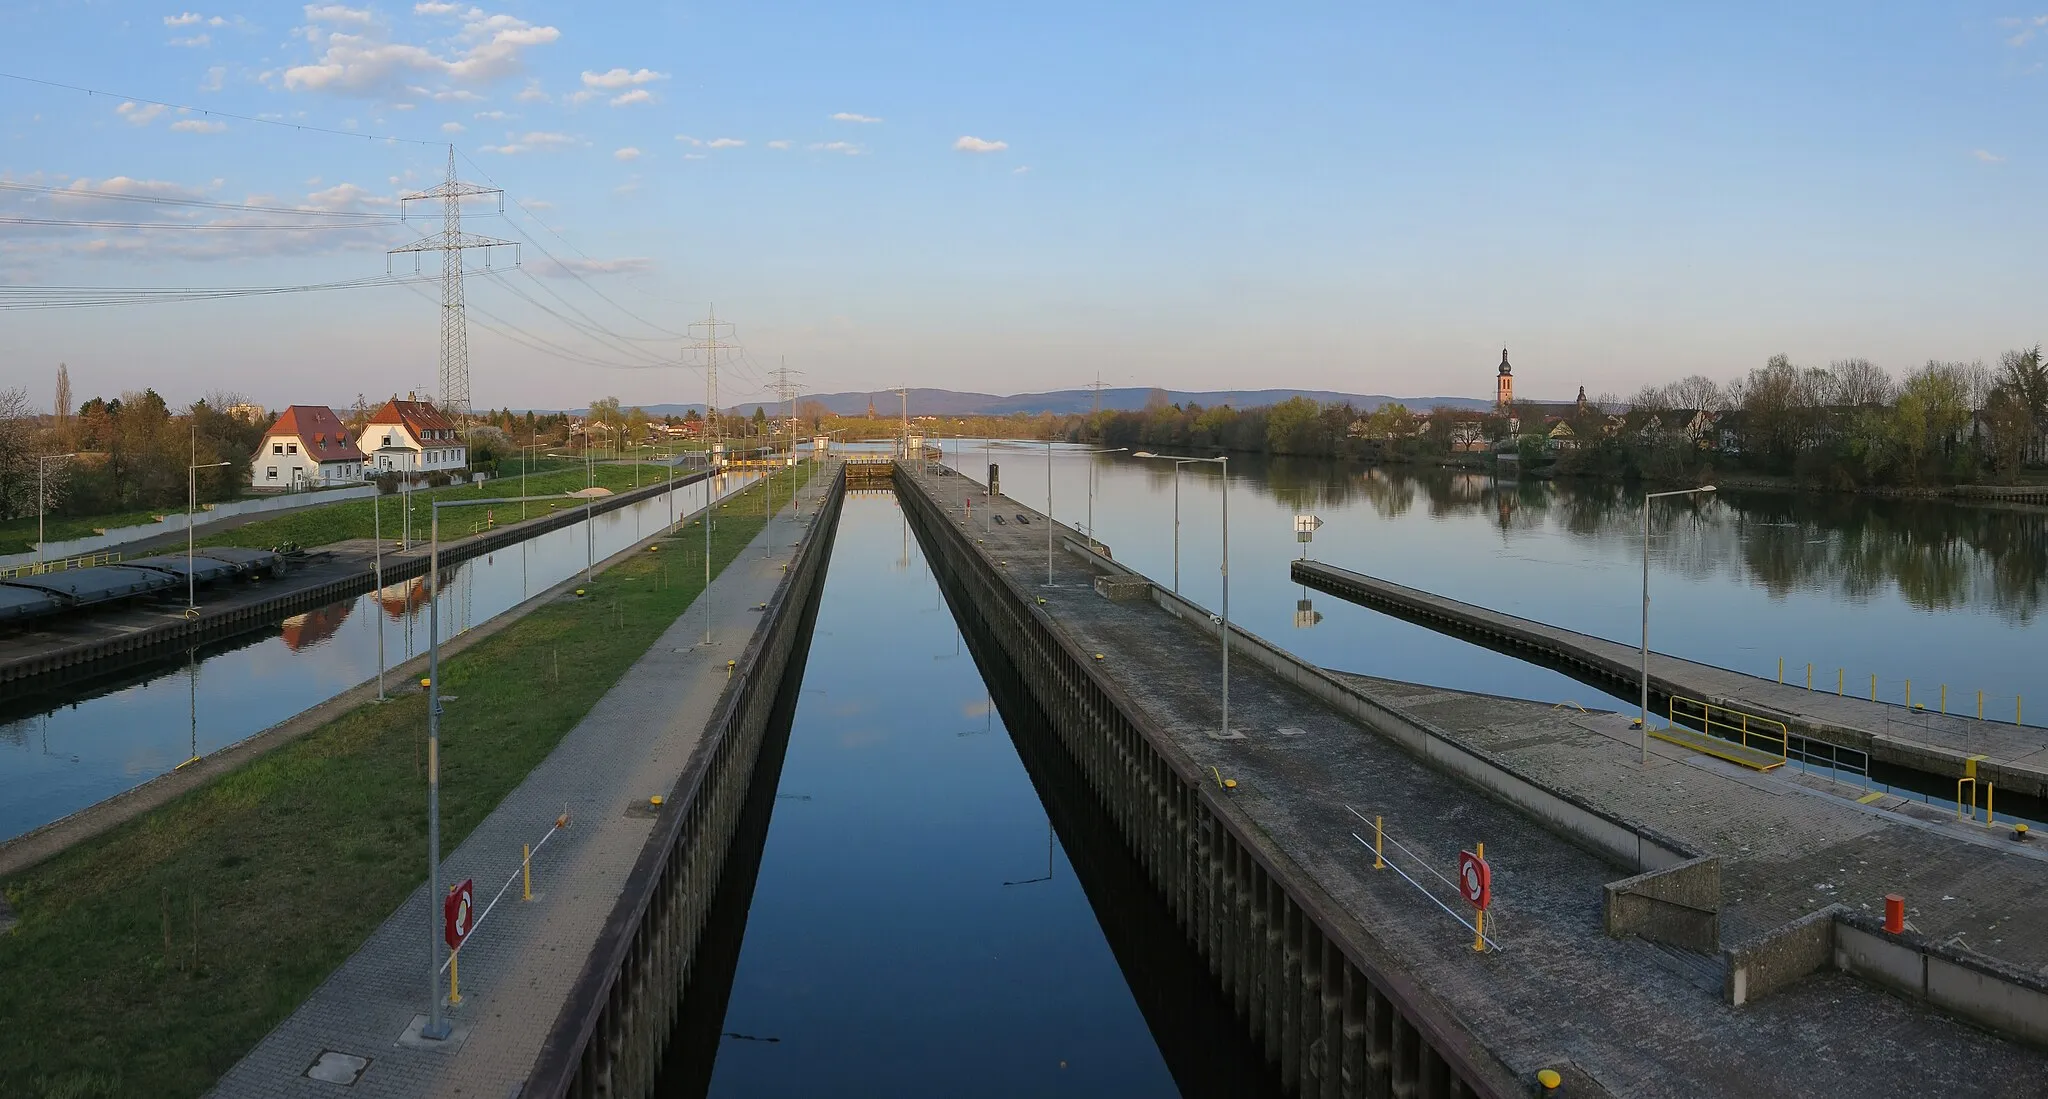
left=388, top=145, right=516, bottom=428
left=686, top=306, right=736, bottom=645
left=1087, top=373, right=1111, bottom=416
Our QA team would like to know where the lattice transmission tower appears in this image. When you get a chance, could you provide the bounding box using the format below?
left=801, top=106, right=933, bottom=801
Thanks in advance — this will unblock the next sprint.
left=388, top=146, right=517, bottom=422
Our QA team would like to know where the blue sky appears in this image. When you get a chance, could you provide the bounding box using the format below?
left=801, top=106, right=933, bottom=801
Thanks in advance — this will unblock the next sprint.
left=3, top=3, right=2045, bottom=412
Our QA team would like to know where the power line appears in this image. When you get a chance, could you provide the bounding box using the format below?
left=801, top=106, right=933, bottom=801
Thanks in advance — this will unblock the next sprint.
left=0, top=71, right=443, bottom=146
left=0, top=273, right=433, bottom=310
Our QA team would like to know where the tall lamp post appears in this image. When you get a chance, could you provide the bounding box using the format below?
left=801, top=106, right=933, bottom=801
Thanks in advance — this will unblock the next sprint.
left=1144, top=455, right=1199, bottom=593
left=518, top=442, right=544, bottom=520
left=1639, top=485, right=1716, bottom=762
left=1084, top=447, right=1128, bottom=551
left=1134, top=452, right=1230, bottom=736
left=420, top=492, right=556, bottom=1040
left=34, top=452, right=76, bottom=566
left=186, top=441, right=231, bottom=618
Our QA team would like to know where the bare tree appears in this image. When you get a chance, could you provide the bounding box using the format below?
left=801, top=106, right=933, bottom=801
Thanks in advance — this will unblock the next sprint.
left=1667, top=375, right=1725, bottom=412
left=1627, top=383, right=1673, bottom=413
left=0, top=387, right=39, bottom=521
left=1827, top=358, right=1892, bottom=407
left=1997, top=346, right=2048, bottom=422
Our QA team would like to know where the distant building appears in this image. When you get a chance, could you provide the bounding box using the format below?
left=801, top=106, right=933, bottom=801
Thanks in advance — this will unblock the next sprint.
left=1496, top=348, right=1514, bottom=410
left=226, top=401, right=268, bottom=423
left=357, top=397, right=467, bottom=474
left=253, top=404, right=367, bottom=489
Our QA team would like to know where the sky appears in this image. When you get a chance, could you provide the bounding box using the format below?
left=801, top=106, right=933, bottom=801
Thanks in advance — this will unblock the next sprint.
left=3, top=2, right=2047, bottom=413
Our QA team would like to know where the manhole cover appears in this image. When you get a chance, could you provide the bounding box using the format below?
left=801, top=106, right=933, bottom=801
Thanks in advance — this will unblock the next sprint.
left=305, top=1050, right=370, bottom=1086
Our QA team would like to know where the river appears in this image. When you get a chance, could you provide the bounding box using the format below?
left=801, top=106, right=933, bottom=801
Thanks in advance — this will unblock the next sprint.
left=0, top=470, right=768, bottom=842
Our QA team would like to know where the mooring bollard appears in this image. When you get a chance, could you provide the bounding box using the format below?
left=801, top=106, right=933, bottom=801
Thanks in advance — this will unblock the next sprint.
left=523, top=844, right=533, bottom=902
left=1884, top=894, right=1904, bottom=934
left=1374, top=815, right=1385, bottom=870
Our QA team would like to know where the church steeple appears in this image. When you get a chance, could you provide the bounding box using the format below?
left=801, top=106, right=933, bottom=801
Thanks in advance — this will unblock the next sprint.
left=1495, top=348, right=1514, bottom=410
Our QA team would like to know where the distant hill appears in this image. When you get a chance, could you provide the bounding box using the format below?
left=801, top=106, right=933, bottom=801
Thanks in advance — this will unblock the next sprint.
left=561, top=387, right=1491, bottom=418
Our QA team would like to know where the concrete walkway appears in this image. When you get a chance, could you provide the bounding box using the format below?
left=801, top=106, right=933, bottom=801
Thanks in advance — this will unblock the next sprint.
left=1294, top=561, right=2048, bottom=796
left=210, top=494, right=816, bottom=1099
left=906, top=466, right=2048, bottom=1097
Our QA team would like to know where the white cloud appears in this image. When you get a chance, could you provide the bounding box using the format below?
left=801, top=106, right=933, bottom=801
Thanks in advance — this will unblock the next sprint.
left=515, top=80, right=548, bottom=103
left=0, top=175, right=404, bottom=263
left=284, top=3, right=560, bottom=97
left=171, top=118, right=228, bottom=133
left=831, top=112, right=881, bottom=123
left=766, top=139, right=792, bottom=150
left=117, top=101, right=168, bottom=125
left=682, top=153, right=706, bottom=160
left=201, top=65, right=226, bottom=91
left=581, top=67, right=667, bottom=89
left=809, top=140, right=863, bottom=155
left=481, top=130, right=576, bottom=154
left=428, top=88, right=483, bottom=102
left=474, top=109, right=513, bottom=120
left=169, top=33, right=211, bottom=46
left=442, top=120, right=465, bottom=132
left=414, top=1, right=462, bottom=13
left=614, top=146, right=641, bottom=161
left=707, top=137, right=744, bottom=148
left=1973, top=148, right=2005, bottom=163
left=609, top=89, right=654, bottom=107
left=534, top=256, right=655, bottom=276
left=165, top=12, right=205, bottom=25
left=953, top=135, right=1007, bottom=153
left=674, top=134, right=701, bottom=146
left=1013, top=165, right=1030, bottom=174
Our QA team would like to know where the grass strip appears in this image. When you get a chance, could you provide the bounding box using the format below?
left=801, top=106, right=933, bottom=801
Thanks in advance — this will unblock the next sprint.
left=196, top=461, right=684, bottom=552
left=0, top=465, right=813, bottom=1099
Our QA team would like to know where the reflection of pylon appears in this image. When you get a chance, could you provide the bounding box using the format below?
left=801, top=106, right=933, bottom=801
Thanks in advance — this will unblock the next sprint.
left=388, top=146, right=517, bottom=423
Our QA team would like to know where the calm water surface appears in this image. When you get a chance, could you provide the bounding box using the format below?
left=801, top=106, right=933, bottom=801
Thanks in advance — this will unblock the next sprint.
left=0, top=471, right=767, bottom=841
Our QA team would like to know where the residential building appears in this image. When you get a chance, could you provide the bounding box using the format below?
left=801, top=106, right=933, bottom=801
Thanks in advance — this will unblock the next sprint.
left=357, top=397, right=467, bottom=474
left=252, top=404, right=367, bottom=489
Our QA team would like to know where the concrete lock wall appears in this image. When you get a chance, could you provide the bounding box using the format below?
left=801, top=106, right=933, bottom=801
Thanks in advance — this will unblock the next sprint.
left=1602, top=856, right=1721, bottom=954
left=933, top=492, right=1517, bottom=1098
left=1, top=483, right=387, bottom=568
left=1725, top=905, right=1840, bottom=1007
left=525, top=468, right=845, bottom=1099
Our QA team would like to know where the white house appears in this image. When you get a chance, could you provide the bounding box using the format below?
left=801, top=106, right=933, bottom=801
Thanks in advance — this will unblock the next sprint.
left=357, top=397, right=467, bottom=474
left=252, top=405, right=367, bottom=490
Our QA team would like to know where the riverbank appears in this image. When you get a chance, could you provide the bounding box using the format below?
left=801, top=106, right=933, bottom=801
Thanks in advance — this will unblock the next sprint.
left=0, top=466, right=810, bottom=1099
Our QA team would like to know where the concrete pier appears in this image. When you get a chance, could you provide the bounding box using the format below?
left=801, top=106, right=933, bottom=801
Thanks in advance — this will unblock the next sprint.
left=210, top=467, right=840, bottom=1099
left=1292, top=560, right=2048, bottom=799
left=895, top=463, right=2048, bottom=1098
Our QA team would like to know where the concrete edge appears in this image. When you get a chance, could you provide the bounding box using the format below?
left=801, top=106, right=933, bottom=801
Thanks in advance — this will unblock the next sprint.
left=1602, top=855, right=1721, bottom=953
left=0, top=472, right=755, bottom=881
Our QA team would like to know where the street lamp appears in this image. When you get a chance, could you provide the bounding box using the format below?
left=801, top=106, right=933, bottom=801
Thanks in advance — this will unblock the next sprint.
left=1134, top=452, right=1230, bottom=737
left=518, top=442, right=545, bottom=520
left=1135, top=454, right=1199, bottom=593
left=1639, top=485, right=1716, bottom=762
left=33, top=452, right=76, bottom=565
left=1084, top=447, right=1128, bottom=551
left=186, top=437, right=231, bottom=617
left=420, top=492, right=557, bottom=1041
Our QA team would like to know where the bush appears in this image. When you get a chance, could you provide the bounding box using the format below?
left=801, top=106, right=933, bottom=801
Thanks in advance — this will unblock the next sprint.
left=425, top=471, right=453, bottom=488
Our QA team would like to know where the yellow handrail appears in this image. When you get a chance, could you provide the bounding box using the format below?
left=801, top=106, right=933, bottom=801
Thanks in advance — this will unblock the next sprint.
left=0, top=550, right=122, bottom=580
left=1667, top=695, right=1789, bottom=762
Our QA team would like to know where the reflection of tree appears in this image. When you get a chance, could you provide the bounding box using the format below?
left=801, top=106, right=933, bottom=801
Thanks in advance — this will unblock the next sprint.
left=1228, top=461, right=2048, bottom=624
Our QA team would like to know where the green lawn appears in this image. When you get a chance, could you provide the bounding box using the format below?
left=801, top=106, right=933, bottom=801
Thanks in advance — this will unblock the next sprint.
left=0, top=465, right=811, bottom=1099
left=196, top=461, right=686, bottom=551
left=0, top=506, right=208, bottom=557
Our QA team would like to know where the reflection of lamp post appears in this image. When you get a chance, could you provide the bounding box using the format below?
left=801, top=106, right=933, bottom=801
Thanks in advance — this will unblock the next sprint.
left=186, top=432, right=231, bottom=617
left=1135, top=452, right=1230, bottom=736
left=1639, top=485, right=1716, bottom=761
left=34, top=452, right=76, bottom=565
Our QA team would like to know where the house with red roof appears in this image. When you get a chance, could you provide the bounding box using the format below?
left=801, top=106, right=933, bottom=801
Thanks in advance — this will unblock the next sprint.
left=252, top=404, right=367, bottom=489
left=356, top=396, right=468, bottom=475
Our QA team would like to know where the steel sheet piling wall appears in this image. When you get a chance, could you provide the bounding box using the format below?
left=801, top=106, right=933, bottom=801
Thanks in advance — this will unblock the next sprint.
left=893, top=469, right=1511, bottom=1099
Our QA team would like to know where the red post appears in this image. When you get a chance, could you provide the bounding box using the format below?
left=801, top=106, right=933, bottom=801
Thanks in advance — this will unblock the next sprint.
left=1884, top=893, right=1904, bottom=934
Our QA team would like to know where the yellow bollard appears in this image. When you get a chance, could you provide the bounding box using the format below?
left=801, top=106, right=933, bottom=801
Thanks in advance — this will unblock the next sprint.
left=1941, top=685, right=1947, bottom=715
left=1870, top=674, right=1877, bottom=701
left=1905, top=680, right=1911, bottom=709
left=1838, top=668, right=1844, bottom=696
left=523, top=844, right=533, bottom=902
left=1806, top=663, right=1812, bottom=691
left=1979, top=690, right=1984, bottom=720
left=1987, top=784, right=1995, bottom=827
left=1374, top=816, right=1385, bottom=870
left=1472, top=841, right=1487, bottom=953
left=449, top=951, right=462, bottom=1006
left=1777, top=658, right=1783, bottom=684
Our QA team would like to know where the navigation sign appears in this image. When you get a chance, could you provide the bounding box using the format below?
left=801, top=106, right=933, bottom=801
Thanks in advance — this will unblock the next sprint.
left=1293, top=598, right=1323, bottom=629
left=1457, top=851, right=1491, bottom=910
left=444, top=878, right=475, bottom=948
left=1293, top=514, right=1323, bottom=534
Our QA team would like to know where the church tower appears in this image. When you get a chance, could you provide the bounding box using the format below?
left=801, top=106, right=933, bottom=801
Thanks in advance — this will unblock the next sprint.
left=1496, top=348, right=1514, bottom=410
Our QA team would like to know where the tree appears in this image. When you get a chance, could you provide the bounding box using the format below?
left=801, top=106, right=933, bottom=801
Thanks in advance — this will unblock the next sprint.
left=1142, top=387, right=1171, bottom=412
left=1892, top=362, right=1973, bottom=479
left=53, top=363, right=72, bottom=441
left=1667, top=375, right=1725, bottom=412
left=0, top=387, right=38, bottom=521
left=1997, top=346, right=2048, bottom=423
left=1828, top=358, right=1893, bottom=407
left=751, top=406, right=768, bottom=429
left=1982, top=387, right=2033, bottom=477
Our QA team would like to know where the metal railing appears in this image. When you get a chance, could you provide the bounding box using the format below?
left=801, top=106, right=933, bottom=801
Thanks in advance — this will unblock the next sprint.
left=1666, top=695, right=1789, bottom=763
left=0, top=550, right=123, bottom=579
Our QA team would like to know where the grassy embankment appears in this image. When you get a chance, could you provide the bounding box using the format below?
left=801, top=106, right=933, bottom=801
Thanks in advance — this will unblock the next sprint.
left=0, top=460, right=680, bottom=556
left=0, top=465, right=812, bottom=1099
left=195, top=461, right=682, bottom=551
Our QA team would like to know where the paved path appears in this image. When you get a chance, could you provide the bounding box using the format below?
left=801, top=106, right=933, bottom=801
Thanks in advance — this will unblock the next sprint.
left=1294, top=561, right=2048, bottom=796
left=906, top=466, right=2048, bottom=1098
left=211, top=493, right=815, bottom=1099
